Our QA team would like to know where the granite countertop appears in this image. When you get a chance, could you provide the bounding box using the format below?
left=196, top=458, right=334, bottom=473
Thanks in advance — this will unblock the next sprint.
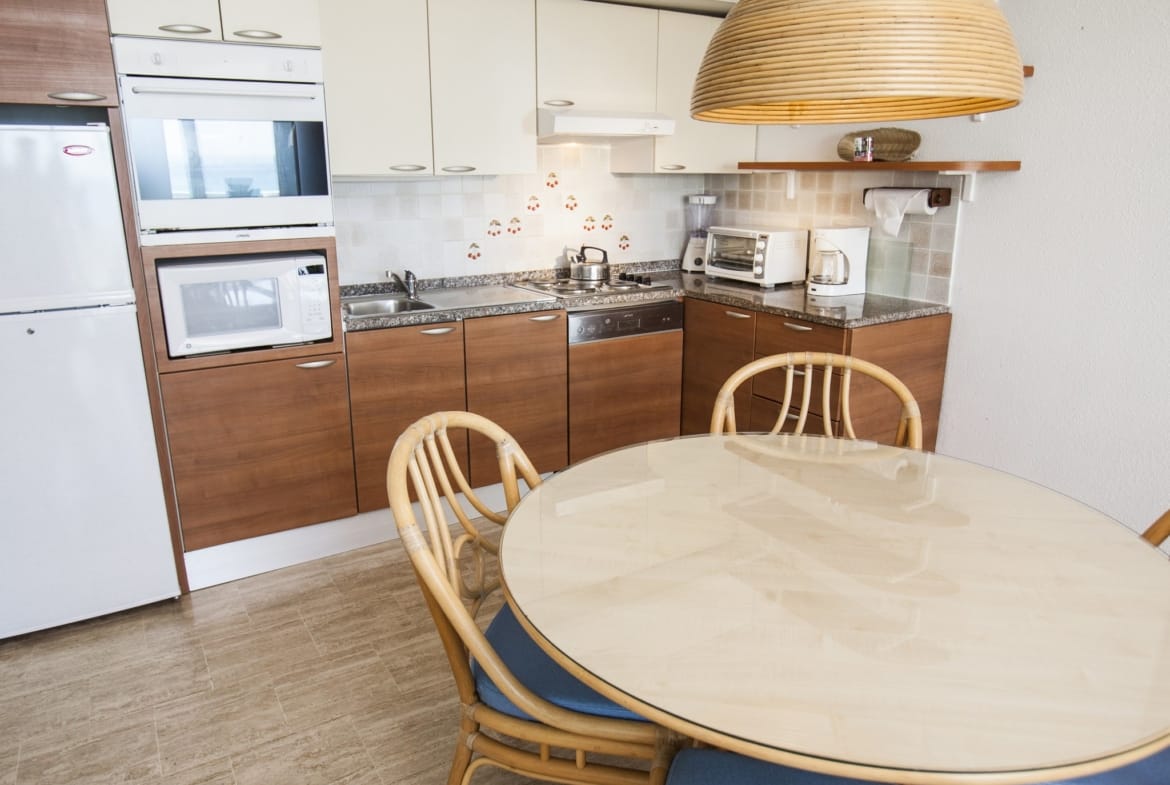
left=339, top=265, right=947, bottom=332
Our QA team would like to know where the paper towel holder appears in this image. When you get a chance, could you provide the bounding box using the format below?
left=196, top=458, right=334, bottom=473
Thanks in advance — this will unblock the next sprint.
left=863, top=187, right=952, bottom=208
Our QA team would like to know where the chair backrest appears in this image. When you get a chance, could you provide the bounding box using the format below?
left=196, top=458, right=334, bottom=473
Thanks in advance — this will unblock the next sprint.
left=1142, top=508, right=1170, bottom=547
left=386, top=411, right=588, bottom=726
left=711, top=351, right=923, bottom=450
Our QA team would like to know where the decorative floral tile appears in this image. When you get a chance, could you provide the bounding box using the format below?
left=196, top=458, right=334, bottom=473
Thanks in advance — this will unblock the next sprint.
left=618, top=234, right=631, bottom=251
left=525, top=195, right=542, bottom=213
left=582, top=215, right=597, bottom=232
left=601, top=213, right=614, bottom=231
left=563, top=194, right=579, bottom=212
left=466, top=242, right=481, bottom=261
left=506, top=217, right=522, bottom=235
left=545, top=171, right=560, bottom=189
left=486, top=218, right=503, bottom=238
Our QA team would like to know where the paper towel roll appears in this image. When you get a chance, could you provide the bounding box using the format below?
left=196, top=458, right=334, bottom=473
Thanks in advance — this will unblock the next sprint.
left=863, top=188, right=937, bottom=237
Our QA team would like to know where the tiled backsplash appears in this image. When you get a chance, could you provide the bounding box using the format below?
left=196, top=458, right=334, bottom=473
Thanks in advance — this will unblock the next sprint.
left=333, top=147, right=961, bottom=303
left=333, top=145, right=704, bottom=285
left=703, top=170, right=964, bottom=303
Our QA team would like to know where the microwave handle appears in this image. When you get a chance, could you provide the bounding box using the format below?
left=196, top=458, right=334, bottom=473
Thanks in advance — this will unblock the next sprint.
left=129, top=85, right=319, bottom=101
left=296, top=360, right=337, bottom=370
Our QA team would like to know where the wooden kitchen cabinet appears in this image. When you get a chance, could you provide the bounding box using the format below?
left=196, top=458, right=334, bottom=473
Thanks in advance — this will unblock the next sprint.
left=536, top=0, right=658, bottom=113
left=0, top=0, right=118, bottom=106
left=106, top=0, right=321, bottom=47
left=680, top=297, right=757, bottom=435
left=464, top=310, right=568, bottom=487
left=611, top=10, right=757, bottom=174
left=160, top=352, right=356, bottom=551
left=346, top=321, right=468, bottom=512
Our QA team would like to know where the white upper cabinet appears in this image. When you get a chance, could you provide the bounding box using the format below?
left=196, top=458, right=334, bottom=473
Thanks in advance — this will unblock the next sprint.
left=611, top=9, right=756, bottom=173
left=429, top=0, right=537, bottom=175
left=107, top=0, right=321, bottom=47
left=536, top=0, right=658, bottom=112
left=320, top=0, right=536, bottom=177
left=320, top=0, right=434, bottom=176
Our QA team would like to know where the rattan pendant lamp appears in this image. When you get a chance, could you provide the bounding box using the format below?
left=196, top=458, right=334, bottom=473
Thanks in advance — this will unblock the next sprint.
left=691, top=0, right=1024, bottom=124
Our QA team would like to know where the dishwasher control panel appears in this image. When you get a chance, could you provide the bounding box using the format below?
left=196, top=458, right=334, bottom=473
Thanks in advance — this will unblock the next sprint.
left=567, top=300, right=683, bottom=344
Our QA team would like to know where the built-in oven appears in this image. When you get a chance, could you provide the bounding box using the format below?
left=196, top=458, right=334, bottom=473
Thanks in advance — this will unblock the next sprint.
left=113, top=37, right=333, bottom=245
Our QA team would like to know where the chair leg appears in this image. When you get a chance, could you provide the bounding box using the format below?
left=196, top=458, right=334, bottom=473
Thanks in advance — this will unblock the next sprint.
left=448, top=733, right=475, bottom=785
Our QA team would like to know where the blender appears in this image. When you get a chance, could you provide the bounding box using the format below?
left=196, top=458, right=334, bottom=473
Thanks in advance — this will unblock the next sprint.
left=682, top=194, right=716, bottom=273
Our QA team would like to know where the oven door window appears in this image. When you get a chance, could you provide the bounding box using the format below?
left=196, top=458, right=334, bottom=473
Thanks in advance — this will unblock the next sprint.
left=128, top=118, right=327, bottom=202
left=180, top=278, right=281, bottom=336
left=708, top=235, right=758, bottom=273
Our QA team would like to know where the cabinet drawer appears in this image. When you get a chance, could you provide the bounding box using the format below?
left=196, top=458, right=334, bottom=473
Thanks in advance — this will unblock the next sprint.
left=755, top=314, right=847, bottom=355
left=747, top=396, right=834, bottom=438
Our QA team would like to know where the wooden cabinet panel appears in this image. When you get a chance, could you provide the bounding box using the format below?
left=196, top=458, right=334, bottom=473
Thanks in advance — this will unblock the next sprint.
left=346, top=322, right=467, bottom=512
left=160, top=352, right=356, bottom=551
left=464, top=311, right=567, bottom=486
left=747, top=396, right=832, bottom=438
left=847, top=313, right=952, bottom=451
left=680, top=298, right=756, bottom=435
left=569, top=330, right=682, bottom=464
left=0, top=0, right=118, bottom=106
left=753, top=313, right=849, bottom=420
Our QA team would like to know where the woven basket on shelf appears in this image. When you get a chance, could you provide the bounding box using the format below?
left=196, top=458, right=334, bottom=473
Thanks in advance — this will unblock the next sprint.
left=836, top=128, right=922, bottom=162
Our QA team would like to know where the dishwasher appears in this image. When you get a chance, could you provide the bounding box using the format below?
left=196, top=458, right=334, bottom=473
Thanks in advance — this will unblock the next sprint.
left=567, top=299, right=684, bottom=464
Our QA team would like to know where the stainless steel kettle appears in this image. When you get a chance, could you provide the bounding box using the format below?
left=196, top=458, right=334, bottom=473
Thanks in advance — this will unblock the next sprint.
left=569, top=245, right=610, bottom=282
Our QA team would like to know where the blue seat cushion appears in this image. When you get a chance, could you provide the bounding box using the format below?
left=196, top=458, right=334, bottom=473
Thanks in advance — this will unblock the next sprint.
left=666, top=747, right=1170, bottom=785
left=471, top=603, right=644, bottom=722
left=666, top=748, right=871, bottom=785
left=1043, top=746, right=1170, bottom=784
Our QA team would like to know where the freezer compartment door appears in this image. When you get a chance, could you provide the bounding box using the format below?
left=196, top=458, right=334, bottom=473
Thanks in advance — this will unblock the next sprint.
left=0, top=125, right=135, bottom=313
left=0, top=305, right=179, bottom=638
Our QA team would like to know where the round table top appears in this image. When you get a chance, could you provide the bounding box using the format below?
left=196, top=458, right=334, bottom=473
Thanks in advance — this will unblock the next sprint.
left=499, top=434, right=1170, bottom=785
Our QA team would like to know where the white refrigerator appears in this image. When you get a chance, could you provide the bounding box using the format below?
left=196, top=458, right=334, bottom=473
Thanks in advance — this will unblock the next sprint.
left=0, top=124, right=179, bottom=639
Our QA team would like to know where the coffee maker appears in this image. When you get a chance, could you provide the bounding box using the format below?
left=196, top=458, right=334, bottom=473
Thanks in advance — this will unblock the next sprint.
left=682, top=194, right=716, bottom=273
left=807, top=227, right=870, bottom=296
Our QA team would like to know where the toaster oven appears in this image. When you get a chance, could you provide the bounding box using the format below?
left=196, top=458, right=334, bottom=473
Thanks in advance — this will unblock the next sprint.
left=704, top=227, right=808, bottom=287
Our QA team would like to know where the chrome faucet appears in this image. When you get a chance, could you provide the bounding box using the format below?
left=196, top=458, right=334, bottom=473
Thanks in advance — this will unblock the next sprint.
left=391, top=270, right=418, bottom=299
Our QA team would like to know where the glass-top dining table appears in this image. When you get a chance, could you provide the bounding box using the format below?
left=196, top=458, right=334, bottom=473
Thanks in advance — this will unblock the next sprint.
left=497, top=434, right=1170, bottom=785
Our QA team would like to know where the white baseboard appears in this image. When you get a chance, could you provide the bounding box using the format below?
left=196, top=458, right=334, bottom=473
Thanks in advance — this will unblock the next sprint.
left=183, top=483, right=510, bottom=591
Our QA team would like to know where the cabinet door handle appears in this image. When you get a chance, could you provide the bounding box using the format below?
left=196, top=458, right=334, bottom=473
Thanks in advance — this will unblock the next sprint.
left=659, top=164, right=686, bottom=171
left=529, top=314, right=560, bottom=322
left=725, top=311, right=752, bottom=320
left=783, top=322, right=814, bottom=332
left=232, top=29, right=282, bottom=40
left=441, top=165, right=476, bottom=173
left=390, top=164, right=427, bottom=172
left=158, top=23, right=213, bottom=34
left=420, top=327, right=455, bottom=335
left=296, top=359, right=336, bottom=369
left=47, top=91, right=106, bottom=102
left=543, top=99, right=575, bottom=107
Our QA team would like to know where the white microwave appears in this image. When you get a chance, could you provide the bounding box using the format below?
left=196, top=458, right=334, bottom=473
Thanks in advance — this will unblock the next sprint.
left=156, top=253, right=332, bottom=358
left=113, top=38, right=334, bottom=245
left=704, top=227, right=809, bottom=287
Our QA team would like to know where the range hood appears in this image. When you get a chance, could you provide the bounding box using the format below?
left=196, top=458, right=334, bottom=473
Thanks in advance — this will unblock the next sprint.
left=537, top=108, right=676, bottom=141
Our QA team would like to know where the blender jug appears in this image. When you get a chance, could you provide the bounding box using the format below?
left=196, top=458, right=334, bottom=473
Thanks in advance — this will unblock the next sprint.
left=683, top=194, right=716, bottom=273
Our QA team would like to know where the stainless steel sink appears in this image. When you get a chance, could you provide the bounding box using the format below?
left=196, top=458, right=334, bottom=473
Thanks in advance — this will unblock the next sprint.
left=343, top=296, right=436, bottom=317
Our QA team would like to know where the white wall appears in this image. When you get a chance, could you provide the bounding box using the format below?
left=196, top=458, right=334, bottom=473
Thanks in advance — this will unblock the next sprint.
left=755, top=2, right=1170, bottom=533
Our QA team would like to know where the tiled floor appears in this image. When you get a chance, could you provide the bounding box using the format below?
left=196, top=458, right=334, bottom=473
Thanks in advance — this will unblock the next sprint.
left=0, top=537, right=538, bottom=785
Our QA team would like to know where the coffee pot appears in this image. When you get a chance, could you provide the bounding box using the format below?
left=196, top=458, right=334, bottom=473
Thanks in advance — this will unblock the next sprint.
left=807, top=227, right=870, bottom=297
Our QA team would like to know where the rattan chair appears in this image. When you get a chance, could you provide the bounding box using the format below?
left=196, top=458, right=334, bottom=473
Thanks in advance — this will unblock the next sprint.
left=1142, top=508, right=1170, bottom=547
left=387, top=411, right=674, bottom=785
left=710, top=352, right=923, bottom=450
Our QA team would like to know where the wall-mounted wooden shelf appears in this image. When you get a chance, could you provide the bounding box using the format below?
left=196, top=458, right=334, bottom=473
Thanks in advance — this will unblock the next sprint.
left=737, top=161, right=1021, bottom=202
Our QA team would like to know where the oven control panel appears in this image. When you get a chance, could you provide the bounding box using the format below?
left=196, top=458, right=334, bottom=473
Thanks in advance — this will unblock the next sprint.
left=567, top=300, right=683, bottom=345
